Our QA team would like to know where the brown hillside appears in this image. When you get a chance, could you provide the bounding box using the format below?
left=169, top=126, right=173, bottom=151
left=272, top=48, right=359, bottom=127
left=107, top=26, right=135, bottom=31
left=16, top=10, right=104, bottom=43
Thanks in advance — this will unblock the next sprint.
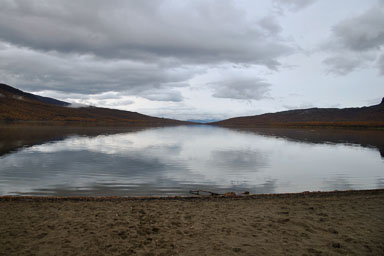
left=214, top=99, right=384, bottom=128
left=0, top=84, right=186, bottom=126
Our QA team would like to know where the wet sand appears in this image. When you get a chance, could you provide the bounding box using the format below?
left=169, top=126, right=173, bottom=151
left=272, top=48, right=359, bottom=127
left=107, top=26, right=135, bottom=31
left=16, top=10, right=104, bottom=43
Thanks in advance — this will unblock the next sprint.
left=1, top=190, right=384, bottom=256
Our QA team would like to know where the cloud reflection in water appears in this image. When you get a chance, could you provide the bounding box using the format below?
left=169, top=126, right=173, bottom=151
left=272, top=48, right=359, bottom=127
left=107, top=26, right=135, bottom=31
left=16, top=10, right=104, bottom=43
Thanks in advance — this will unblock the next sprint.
left=0, top=125, right=383, bottom=196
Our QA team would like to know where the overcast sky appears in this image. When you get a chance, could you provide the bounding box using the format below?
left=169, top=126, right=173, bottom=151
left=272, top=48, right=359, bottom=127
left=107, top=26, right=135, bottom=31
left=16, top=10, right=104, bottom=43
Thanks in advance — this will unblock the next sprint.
left=0, top=0, right=383, bottom=121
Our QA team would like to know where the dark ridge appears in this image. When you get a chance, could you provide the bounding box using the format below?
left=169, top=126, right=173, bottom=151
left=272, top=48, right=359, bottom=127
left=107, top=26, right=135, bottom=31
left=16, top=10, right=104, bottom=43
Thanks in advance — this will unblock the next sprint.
left=34, top=95, right=70, bottom=107
left=213, top=98, right=384, bottom=128
left=0, top=83, right=69, bottom=106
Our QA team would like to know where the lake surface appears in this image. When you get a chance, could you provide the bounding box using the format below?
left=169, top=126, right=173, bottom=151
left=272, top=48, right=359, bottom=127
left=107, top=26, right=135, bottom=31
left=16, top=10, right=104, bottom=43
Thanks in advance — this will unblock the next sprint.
left=0, top=125, right=383, bottom=196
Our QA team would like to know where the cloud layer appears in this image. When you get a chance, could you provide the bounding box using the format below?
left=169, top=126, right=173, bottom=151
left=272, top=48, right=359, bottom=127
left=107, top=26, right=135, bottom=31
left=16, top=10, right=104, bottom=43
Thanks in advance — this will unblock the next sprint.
left=0, top=0, right=291, bottom=67
left=0, top=1, right=293, bottom=66
left=0, top=0, right=298, bottom=106
left=323, top=2, right=384, bottom=75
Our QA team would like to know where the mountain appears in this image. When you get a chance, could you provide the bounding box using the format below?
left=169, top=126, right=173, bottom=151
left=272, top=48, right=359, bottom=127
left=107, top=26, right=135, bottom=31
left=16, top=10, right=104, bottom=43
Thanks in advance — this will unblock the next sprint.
left=214, top=99, right=384, bottom=128
left=0, top=83, right=186, bottom=126
left=0, top=83, right=69, bottom=106
left=187, top=119, right=220, bottom=123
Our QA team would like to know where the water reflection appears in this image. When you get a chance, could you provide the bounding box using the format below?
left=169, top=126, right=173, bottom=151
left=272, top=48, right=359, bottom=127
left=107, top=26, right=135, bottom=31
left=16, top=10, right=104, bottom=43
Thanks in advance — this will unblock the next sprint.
left=323, top=175, right=354, bottom=191
left=0, top=125, right=147, bottom=156
left=234, top=127, right=384, bottom=158
left=209, top=149, right=269, bottom=171
left=0, top=125, right=383, bottom=196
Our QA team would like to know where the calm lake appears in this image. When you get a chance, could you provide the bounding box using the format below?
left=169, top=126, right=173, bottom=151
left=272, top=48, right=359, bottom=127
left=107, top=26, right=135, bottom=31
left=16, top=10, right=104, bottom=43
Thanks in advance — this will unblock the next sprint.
left=0, top=125, right=383, bottom=196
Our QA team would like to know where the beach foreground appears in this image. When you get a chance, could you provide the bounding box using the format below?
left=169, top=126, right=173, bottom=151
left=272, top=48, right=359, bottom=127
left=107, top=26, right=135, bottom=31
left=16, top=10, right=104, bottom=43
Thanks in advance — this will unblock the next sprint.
left=1, top=190, right=383, bottom=256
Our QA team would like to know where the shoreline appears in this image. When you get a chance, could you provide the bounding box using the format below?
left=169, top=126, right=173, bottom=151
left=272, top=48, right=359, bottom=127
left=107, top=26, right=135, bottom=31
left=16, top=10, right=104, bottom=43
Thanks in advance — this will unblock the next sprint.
left=1, top=188, right=383, bottom=201
left=2, top=121, right=384, bottom=130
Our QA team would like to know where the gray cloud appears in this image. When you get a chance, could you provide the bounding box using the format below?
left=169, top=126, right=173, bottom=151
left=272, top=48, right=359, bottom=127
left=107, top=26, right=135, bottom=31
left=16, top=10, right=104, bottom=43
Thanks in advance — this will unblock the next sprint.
left=323, top=3, right=384, bottom=75
left=379, top=54, right=384, bottom=75
left=273, top=0, right=317, bottom=12
left=332, top=8, right=384, bottom=52
left=0, top=42, right=189, bottom=101
left=323, top=55, right=370, bottom=75
left=210, top=78, right=272, bottom=100
left=258, top=16, right=283, bottom=35
left=0, top=0, right=293, bottom=68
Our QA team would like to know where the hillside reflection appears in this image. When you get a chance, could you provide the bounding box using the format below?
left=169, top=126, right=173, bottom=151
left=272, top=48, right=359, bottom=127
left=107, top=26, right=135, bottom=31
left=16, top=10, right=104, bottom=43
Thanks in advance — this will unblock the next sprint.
left=0, top=124, right=146, bottom=157
left=227, top=127, right=384, bottom=158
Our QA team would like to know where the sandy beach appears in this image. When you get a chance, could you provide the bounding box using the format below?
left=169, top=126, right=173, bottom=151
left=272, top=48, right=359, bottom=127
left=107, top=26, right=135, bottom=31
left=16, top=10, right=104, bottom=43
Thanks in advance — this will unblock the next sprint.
left=1, top=190, right=383, bottom=256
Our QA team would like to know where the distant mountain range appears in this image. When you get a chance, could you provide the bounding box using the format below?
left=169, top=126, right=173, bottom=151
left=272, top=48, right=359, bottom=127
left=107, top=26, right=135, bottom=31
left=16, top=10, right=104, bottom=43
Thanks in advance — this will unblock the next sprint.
left=187, top=119, right=220, bottom=124
left=214, top=98, right=384, bottom=128
left=1, top=83, right=383, bottom=128
left=0, top=83, right=186, bottom=126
